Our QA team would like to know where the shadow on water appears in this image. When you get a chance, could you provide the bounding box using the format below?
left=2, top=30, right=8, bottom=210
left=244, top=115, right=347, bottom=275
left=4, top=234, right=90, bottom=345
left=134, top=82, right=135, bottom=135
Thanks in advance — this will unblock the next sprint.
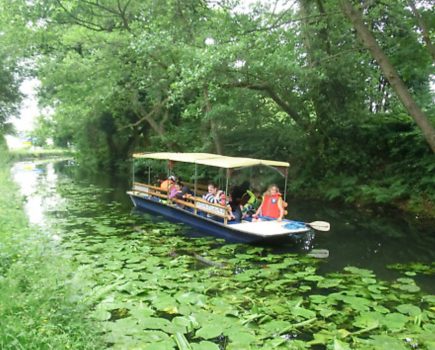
left=12, top=159, right=435, bottom=293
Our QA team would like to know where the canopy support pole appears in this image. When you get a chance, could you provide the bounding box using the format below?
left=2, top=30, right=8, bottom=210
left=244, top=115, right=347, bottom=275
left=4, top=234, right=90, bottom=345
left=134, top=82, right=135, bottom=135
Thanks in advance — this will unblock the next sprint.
left=283, top=168, right=288, bottom=201
left=224, top=169, right=230, bottom=225
left=194, top=165, right=198, bottom=197
left=225, top=169, right=231, bottom=196
left=194, top=165, right=198, bottom=214
left=148, top=165, right=151, bottom=184
left=132, top=160, right=135, bottom=186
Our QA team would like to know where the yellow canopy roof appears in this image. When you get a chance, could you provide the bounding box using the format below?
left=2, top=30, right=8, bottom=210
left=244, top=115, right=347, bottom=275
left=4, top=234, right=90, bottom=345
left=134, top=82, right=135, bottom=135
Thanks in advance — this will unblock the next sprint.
left=132, top=152, right=289, bottom=168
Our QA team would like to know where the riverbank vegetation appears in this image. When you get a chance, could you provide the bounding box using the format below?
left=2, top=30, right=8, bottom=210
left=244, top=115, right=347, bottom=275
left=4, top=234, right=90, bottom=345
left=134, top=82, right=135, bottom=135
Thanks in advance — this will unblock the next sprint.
left=0, top=0, right=434, bottom=217
left=0, top=147, right=102, bottom=349
left=8, top=147, right=74, bottom=161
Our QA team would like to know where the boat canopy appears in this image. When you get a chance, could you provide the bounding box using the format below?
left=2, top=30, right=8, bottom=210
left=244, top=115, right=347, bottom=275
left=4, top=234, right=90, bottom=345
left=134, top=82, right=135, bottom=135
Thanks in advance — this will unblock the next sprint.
left=132, top=152, right=289, bottom=169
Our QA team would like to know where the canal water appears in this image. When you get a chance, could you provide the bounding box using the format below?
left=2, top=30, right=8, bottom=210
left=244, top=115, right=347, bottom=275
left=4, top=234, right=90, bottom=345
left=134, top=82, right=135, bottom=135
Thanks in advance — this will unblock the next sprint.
left=11, top=159, right=435, bottom=293
left=9, top=159, right=435, bottom=349
left=12, top=160, right=435, bottom=293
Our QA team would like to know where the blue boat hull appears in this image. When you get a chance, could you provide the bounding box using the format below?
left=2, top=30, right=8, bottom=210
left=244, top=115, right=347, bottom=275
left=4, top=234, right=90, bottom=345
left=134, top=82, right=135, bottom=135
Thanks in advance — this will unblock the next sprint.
left=128, top=193, right=309, bottom=244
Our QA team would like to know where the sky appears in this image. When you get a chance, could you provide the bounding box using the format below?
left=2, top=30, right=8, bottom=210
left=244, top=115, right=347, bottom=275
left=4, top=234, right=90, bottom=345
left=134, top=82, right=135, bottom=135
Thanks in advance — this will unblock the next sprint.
left=10, top=78, right=41, bottom=133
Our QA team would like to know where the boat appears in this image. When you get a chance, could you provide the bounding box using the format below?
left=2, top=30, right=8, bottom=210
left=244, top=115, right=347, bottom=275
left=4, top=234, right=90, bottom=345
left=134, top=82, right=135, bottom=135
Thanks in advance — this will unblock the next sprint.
left=127, top=152, right=329, bottom=243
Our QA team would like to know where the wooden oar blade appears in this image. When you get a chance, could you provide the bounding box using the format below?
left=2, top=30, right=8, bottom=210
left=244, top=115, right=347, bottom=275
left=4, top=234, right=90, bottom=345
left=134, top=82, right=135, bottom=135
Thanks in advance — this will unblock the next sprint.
left=307, top=221, right=330, bottom=231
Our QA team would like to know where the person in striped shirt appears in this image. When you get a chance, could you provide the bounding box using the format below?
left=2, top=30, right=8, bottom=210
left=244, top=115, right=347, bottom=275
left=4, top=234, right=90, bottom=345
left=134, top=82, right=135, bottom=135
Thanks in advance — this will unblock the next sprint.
left=202, top=183, right=235, bottom=220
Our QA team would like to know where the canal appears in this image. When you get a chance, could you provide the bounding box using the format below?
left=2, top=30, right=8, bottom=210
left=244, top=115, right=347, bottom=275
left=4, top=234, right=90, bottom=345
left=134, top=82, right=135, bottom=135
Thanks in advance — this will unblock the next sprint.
left=10, top=159, right=435, bottom=349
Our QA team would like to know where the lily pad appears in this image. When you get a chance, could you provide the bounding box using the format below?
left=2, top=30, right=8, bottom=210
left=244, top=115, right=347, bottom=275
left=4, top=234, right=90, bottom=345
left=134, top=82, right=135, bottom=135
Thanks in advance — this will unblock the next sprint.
left=195, top=324, right=225, bottom=339
left=396, top=304, right=421, bottom=316
left=191, top=341, right=220, bottom=350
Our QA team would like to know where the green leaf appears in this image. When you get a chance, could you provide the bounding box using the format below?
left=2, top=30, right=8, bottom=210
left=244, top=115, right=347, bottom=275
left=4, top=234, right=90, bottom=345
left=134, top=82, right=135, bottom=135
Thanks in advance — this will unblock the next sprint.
left=174, top=332, right=192, bottom=350
left=191, top=341, right=220, bottom=350
left=196, top=324, right=224, bottom=339
left=382, top=313, right=409, bottom=331
left=396, top=304, right=421, bottom=316
left=368, top=335, right=408, bottom=350
left=334, top=338, right=351, bottom=350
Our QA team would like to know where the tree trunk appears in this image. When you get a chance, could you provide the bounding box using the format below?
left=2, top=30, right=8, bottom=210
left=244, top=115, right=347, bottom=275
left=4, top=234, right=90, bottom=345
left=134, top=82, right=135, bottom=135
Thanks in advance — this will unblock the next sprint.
left=407, top=0, right=435, bottom=61
left=203, top=86, right=223, bottom=155
left=340, top=0, right=435, bottom=153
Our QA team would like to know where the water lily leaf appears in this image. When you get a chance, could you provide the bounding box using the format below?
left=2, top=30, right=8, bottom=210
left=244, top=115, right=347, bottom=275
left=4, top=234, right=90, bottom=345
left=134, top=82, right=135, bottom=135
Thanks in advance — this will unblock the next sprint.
left=291, top=306, right=316, bottom=319
left=317, top=278, right=342, bottom=289
left=172, top=316, right=196, bottom=334
left=91, top=309, right=111, bottom=321
left=195, top=324, right=225, bottom=339
left=361, top=277, right=377, bottom=284
left=341, top=296, right=371, bottom=312
left=319, top=307, right=335, bottom=318
left=334, top=338, right=351, bottom=350
left=191, top=341, right=220, bottom=350
left=139, top=317, right=175, bottom=333
left=304, top=275, right=324, bottom=282
left=405, top=271, right=417, bottom=276
left=176, top=292, right=207, bottom=306
left=372, top=305, right=390, bottom=314
left=382, top=313, right=409, bottom=331
left=260, top=320, right=292, bottom=335
left=151, top=294, right=179, bottom=313
left=368, top=335, right=408, bottom=350
left=298, top=285, right=312, bottom=292
left=129, top=305, right=155, bottom=323
left=225, top=329, right=256, bottom=346
left=353, top=312, right=382, bottom=329
left=344, top=266, right=374, bottom=277
left=309, top=295, right=327, bottom=303
left=422, top=295, right=435, bottom=304
left=397, top=284, right=420, bottom=293
left=367, top=285, right=382, bottom=294
left=396, top=304, right=421, bottom=316
left=109, top=317, right=142, bottom=335
left=396, top=277, right=415, bottom=284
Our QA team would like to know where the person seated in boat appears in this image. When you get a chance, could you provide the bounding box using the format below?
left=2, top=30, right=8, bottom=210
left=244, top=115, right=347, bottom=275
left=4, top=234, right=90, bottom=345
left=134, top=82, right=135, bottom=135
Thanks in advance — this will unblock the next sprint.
left=252, top=184, right=285, bottom=222
left=229, top=184, right=250, bottom=223
left=240, top=189, right=261, bottom=218
left=169, top=181, right=182, bottom=199
left=202, top=183, right=235, bottom=220
left=175, top=178, right=194, bottom=199
left=160, top=175, right=176, bottom=192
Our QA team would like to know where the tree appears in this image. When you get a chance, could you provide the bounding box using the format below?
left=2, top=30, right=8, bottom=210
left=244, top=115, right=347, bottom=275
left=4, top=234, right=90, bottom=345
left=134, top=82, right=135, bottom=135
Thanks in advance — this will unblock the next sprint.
left=340, top=0, right=435, bottom=153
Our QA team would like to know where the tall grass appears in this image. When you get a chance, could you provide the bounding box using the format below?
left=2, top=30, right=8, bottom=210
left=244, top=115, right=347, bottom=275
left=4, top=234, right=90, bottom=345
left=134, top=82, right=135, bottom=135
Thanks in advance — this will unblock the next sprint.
left=0, top=146, right=102, bottom=349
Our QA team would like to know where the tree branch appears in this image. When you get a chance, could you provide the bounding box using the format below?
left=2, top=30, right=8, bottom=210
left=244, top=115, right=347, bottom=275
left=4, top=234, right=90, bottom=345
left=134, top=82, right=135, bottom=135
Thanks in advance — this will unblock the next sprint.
left=226, top=81, right=310, bottom=130
left=407, top=0, right=435, bottom=61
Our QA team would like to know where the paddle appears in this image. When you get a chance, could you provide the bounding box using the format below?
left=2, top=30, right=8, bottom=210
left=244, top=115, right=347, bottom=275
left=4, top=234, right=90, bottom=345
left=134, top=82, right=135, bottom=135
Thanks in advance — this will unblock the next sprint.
left=307, top=249, right=330, bottom=258
left=257, top=216, right=330, bottom=231
left=305, top=221, right=330, bottom=231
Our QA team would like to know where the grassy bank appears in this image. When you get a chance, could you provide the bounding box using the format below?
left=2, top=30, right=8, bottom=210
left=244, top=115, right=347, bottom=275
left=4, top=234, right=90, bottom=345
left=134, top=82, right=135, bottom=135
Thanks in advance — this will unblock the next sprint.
left=0, top=147, right=101, bottom=349
left=8, top=147, right=75, bottom=161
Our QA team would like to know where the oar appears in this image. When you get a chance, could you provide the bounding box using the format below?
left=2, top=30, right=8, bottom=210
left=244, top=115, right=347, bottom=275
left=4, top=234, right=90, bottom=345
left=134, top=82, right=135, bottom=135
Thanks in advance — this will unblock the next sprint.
left=307, top=249, right=330, bottom=258
left=305, top=221, right=330, bottom=231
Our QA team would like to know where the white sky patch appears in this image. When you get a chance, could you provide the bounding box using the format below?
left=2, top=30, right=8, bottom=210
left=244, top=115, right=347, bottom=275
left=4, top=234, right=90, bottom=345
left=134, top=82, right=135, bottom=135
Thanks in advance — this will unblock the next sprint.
left=9, top=78, right=41, bottom=133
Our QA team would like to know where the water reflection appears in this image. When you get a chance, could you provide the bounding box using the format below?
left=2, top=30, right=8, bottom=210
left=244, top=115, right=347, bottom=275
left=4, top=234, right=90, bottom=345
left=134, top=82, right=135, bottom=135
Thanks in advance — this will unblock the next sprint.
left=11, top=161, right=65, bottom=236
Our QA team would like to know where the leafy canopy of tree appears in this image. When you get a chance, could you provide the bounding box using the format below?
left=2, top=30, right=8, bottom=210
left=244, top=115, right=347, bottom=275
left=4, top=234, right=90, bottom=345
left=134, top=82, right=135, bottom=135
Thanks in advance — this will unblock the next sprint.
left=2, top=0, right=434, bottom=214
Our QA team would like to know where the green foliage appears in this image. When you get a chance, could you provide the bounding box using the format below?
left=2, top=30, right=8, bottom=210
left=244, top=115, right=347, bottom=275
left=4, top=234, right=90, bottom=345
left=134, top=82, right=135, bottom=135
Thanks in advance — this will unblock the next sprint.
left=2, top=0, right=434, bottom=214
left=0, top=150, right=102, bottom=349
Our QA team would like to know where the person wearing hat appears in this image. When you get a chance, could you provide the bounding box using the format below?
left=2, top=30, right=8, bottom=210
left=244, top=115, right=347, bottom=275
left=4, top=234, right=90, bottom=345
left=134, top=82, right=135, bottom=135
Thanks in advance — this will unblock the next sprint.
left=160, top=175, right=176, bottom=191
